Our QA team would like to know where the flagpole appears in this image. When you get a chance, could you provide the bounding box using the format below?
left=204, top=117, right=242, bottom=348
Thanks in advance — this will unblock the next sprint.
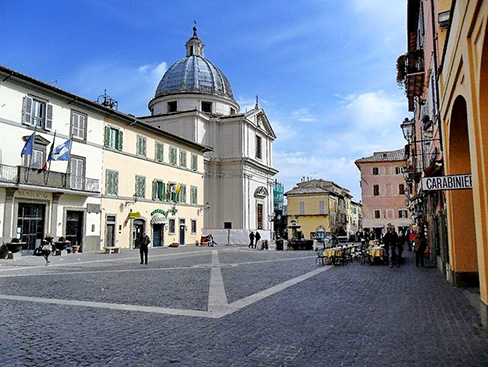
left=44, top=131, right=56, bottom=185
left=25, top=127, right=37, bottom=183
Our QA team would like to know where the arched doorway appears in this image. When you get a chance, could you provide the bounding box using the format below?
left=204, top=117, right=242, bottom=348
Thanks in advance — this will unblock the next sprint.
left=132, top=219, right=146, bottom=249
left=446, top=96, right=478, bottom=287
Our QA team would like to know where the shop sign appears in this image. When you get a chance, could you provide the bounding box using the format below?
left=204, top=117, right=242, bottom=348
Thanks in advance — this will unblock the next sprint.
left=422, top=174, right=472, bottom=191
left=151, top=209, right=167, bottom=216
left=128, top=211, right=141, bottom=219
left=17, top=190, right=49, bottom=199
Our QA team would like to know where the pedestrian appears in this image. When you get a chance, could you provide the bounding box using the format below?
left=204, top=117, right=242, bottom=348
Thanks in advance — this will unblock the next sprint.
left=249, top=231, right=255, bottom=249
left=414, top=225, right=427, bottom=267
left=208, top=234, right=214, bottom=247
left=140, top=231, right=151, bottom=265
left=255, top=231, right=261, bottom=249
left=383, top=224, right=400, bottom=268
left=398, top=229, right=405, bottom=263
left=42, top=233, right=53, bottom=266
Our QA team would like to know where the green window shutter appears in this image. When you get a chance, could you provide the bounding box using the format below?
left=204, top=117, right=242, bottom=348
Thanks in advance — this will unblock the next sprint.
left=191, top=154, right=198, bottom=171
left=117, top=130, right=123, bottom=151
left=104, top=126, right=110, bottom=147
left=114, top=172, right=118, bottom=195
left=159, top=182, right=164, bottom=201
left=136, top=136, right=141, bottom=154
left=143, top=138, right=147, bottom=156
left=152, top=180, right=157, bottom=201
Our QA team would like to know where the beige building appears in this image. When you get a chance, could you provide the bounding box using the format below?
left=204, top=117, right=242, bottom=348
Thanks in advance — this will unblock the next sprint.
left=285, top=179, right=354, bottom=239
left=101, top=113, right=210, bottom=249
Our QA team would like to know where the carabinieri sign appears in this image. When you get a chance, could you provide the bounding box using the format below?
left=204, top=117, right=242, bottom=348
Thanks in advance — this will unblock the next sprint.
left=422, top=174, right=472, bottom=191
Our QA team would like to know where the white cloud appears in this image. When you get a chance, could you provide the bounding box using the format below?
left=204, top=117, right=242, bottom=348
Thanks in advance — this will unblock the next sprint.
left=67, top=61, right=167, bottom=116
left=292, top=108, right=318, bottom=123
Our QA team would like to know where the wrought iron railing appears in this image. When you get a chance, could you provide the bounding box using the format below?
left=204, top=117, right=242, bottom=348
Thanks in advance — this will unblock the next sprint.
left=0, top=164, right=100, bottom=193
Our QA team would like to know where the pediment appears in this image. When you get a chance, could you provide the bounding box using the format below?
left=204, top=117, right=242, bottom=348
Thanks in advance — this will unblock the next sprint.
left=254, top=186, right=269, bottom=198
left=244, top=108, right=276, bottom=139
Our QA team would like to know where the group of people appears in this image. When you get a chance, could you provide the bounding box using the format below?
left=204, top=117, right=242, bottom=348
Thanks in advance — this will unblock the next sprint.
left=249, top=231, right=266, bottom=249
left=382, top=223, right=428, bottom=268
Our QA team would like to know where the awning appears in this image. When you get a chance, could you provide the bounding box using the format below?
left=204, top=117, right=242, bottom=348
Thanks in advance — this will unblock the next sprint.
left=151, top=214, right=167, bottom=224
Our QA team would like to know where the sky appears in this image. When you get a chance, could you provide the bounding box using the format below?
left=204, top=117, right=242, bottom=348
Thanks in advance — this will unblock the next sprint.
left=0, top=0, right=409, bottom=201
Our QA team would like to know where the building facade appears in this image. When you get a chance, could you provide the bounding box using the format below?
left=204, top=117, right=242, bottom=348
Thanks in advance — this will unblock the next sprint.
left=0, top=65, right=104, bottom=251
left=140, top=27, right=278, bottom=242
left=285, top=179, right=356, bottom=240
left=101, top=114, right=209, bottom=249
left=355, top=149, right=412, bottom=239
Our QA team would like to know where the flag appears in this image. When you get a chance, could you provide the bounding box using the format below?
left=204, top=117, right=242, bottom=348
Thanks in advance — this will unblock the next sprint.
left=21, top=133, right=35, bottom=157
left=42, top=132, right=56, bottom=171
left=175, top=184, right=181, bottom=194
left=50, top=139, right=72, bottom=161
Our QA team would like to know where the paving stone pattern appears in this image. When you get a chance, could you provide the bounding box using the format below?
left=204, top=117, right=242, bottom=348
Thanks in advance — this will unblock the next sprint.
left=0, top=246, right=487, bottom=366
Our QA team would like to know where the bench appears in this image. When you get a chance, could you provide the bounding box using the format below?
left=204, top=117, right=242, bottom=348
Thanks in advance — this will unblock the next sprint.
left=104, top=247, right=120, bottom=254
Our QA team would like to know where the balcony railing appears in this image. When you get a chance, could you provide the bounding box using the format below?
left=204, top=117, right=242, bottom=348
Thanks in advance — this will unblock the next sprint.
left=0, top=164, right=100, bottom=193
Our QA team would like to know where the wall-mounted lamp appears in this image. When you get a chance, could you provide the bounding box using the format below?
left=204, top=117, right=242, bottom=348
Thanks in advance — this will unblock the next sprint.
left=125, top=193, right=138, bottom=207
left=400, top=117, right=414, bottom=142
left=438, top=10, right=450, bottom=29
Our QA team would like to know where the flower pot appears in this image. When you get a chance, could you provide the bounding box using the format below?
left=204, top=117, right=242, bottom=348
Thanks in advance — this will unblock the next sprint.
left=55, top=241, right=70, bottom=251
left=6, top=243, right=25, bottom=253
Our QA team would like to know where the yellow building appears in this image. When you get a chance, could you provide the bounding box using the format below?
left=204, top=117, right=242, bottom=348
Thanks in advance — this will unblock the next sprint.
left=101, top=112, right=210, bottom=249
left=285, top=179, right=352, bottom=239
left=437, top=0, right=488, bottom=324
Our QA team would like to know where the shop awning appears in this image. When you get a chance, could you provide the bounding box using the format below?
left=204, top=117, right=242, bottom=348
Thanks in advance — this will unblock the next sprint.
left=151, top=214, right=167, bottom=224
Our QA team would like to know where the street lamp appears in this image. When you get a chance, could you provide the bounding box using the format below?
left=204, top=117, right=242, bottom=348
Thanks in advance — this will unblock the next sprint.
left=400, top=117, right=414, bottom=142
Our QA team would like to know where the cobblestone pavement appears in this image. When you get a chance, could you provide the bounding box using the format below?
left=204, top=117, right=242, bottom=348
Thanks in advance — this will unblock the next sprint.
left=1, top=246, right=488, bottom=366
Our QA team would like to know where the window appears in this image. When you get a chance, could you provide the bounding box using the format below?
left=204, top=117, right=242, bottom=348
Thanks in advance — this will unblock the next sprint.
left=319, top=201, right=325, bottom=214
left=190, top=186, right=198, bottom=205
left=372, top=167, right=379, bottom=175
left=155, top=142, right=164, bottom=162
left=135, top=175, right=146, bottom=199
left=136, top=135, right=147, bottom=157
left=201, top=101, right=212, bottom=113
left=152, top=180, right=166, bottom=201
left=399, top=210, right=408, bottom=218
left=374, top=210, right=381, bottom=219
left=191, top=153, right=198, bottom=171
left=70, top=156, right=85, bottom=190
left=179, top=150, right=187, bottom=167
left=22, top=96, right=53, bottom=130
left=169, top=146, right=177, bottom=165
left=191, top=219, right=197, bottom=234
left=71, top=110, right=87, bottom=141
left=395, top=167, right=402, bottom=174
left=230, top=108, right=236, bottom=115
left=104, top=126, right=123, bottom=151
left=256, top=135, right=262, bottom=159
left=373, top=185, right=380, bottom=196
left=399, top=184, right=405, bottom=195
left=179, top=184, right=187, bottom=203
left=106, top=170, right=119, bottom=196
left=169, top=219, right=175, bottom=234
left=299, top=201, right=305, bottom=215
left=167, top=183, right=178, bottom=202
left=167, top=101, right=177, bottom=112
left=29, top=149, right=44, bottom=169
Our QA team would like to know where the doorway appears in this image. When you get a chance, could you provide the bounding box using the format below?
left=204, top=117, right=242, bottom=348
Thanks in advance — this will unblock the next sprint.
left=153, top=223, right=164, bottom=247
left=105, top=215, right=116, bottom=248
left=179, top=219, right=185, bottom=245
left=66, top=210, right=83, bottom=250
left=133, top=219, right=145, bottom=248
left=17, top=203, right=45, bottom=250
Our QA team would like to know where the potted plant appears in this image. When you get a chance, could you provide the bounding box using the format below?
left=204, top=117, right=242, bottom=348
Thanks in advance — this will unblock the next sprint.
left=6, top=238, right=24, bottom=253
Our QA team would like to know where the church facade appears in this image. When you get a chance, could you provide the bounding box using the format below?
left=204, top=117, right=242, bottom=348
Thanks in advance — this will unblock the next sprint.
left=140, top=27, right=278, bottom=241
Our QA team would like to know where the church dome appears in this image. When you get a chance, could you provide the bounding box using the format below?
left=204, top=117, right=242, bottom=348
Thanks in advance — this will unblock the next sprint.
left=155, top=27, right=234, bottom=100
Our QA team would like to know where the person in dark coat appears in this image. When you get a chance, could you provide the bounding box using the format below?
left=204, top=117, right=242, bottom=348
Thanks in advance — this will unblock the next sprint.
left=383, top=224, right=400, bottom=268
left=140, top=231, right=151, bottom=264
left=249, top=231, right=255, bottom=249
left=414, top=224, right=427, bottom=267
left=42, top=233, right=53, bottom=266
left=255, top=231, right=261, bottom=249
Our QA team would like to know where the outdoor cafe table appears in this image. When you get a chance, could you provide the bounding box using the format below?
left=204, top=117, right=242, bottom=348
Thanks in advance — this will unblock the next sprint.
left=368, top=246, right=385, bottom=261
left=323, top=247, right=343, bottom=258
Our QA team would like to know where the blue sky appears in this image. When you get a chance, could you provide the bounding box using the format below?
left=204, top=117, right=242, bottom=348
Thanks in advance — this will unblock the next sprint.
left=0, top=0, right=408, bottom=200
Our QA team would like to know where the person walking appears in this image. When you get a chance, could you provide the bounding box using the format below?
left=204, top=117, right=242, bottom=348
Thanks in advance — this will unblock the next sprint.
left=140, top=231, right=151, bottom=265
left=254, top=231, right=261, bottom=249
left=249, top=231, right=255, bottom=249
left=383, top=224, right=400, bottom=268
left=414, top=224, right=427, bottom=267
left=42, top=233, right=53, bottom=266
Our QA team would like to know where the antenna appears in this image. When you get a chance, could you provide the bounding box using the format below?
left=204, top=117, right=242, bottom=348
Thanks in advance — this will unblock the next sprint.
left=97, top=89, right=118, bottom=110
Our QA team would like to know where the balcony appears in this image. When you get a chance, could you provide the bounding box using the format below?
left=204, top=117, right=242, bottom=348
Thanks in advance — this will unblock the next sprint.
left=0, top=164, right=100, bottom=193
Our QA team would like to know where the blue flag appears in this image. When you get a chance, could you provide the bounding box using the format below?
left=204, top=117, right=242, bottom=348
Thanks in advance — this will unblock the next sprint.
left=21, top=133, right=35, bottom=157
left=50, top=139, right=72, bottom=161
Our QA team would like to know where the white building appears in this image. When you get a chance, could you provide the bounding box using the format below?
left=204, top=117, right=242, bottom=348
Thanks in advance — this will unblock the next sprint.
left=0, top=65, right=104, bottom=251
left=141, top=27, right=278, bottom=242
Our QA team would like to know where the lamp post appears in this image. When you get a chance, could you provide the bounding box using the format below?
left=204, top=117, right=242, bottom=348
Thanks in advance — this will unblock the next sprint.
left=400, top=117, right=414, bottom=142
